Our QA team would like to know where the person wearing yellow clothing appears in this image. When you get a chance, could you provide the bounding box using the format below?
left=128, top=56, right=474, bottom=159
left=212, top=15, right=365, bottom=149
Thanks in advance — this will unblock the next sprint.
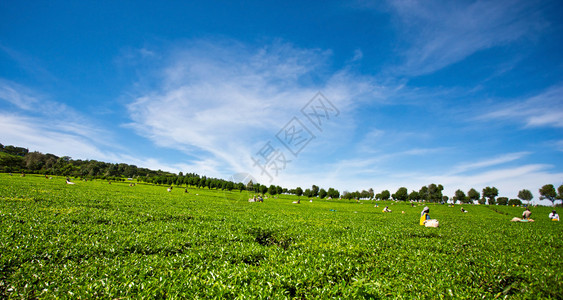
left=420, top=206, right=430, bottom=225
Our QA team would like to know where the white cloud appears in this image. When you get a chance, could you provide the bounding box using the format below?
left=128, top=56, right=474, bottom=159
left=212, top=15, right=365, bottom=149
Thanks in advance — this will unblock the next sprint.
left=0, top=79, right=41, bottom=110
left=426, top=164, right=563, bottom=201
left=0, top=114, right=107, bottom=159
left=450, top=152, right=530, bottom=174
left=125, top=39, right=382, bottom=179
left=386, top=0, right=545, bottom=75
left=482, top=84, right=563, bottom=128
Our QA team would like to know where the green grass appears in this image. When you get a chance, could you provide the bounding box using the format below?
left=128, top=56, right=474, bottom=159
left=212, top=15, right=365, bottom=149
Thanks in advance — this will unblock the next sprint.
left=0, top=174, right=561, bottom=299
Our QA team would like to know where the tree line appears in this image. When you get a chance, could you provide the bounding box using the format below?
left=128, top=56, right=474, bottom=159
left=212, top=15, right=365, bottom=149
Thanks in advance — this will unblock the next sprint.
left=1, top=143, right=561, bottom=205
left=0, top=143, right=340, bottom=197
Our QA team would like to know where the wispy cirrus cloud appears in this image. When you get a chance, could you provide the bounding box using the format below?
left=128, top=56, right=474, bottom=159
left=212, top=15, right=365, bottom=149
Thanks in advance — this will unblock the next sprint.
left=125, top=39, right=383, bottom=179
left=385, top=0, right=545, bottom=75
left=0, top=79, right=121, bottom=151
left=0, top=79, right=43, bottom=111
left=482, top=84, right=563, bottom=128
left=450, top=151, right=530, bottom=174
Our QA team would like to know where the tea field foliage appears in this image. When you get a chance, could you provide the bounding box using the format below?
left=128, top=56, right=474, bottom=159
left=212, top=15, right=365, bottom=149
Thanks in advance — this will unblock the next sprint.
left=0, top=174, right=561, bottom=299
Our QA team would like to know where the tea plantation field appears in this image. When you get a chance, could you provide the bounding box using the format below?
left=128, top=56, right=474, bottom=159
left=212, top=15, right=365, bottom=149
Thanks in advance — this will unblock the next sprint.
left=0, top=174, right=561, bottom=299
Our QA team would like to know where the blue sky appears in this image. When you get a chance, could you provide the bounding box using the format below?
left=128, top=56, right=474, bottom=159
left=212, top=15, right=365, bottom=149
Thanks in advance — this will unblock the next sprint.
left=1, top=0, right=562, bottom=203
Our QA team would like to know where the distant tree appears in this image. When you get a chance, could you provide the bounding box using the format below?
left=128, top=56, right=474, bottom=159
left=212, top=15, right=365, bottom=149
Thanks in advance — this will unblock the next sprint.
left=268, top=185, right=277, bottom=195
left=453, top=189, right=466, bottom=204
left=478, top=198, right=486, bottom=205
left=24, top=151, right=46, bottom=170
left=327, top=188, right=339, bottom=199
left=442, top=196, right=449, bottom=203
left=392, top=187, right=408, bottom=201
left=0, top=152, right=24, bottom=172
left=517, top=189, right=533, bottom=205
left=368, top=188, right=374, bottom=199
left=319, top=188, right=327, bottom=199
left=276, top=186, right=283, bottom=195
left=259, top=185, right=268, bottom=195
left=246, top=180, right=254, bottom=191
left=496, top=197, right=508, bottom=206
left=408, top=191, right=420, bottom=202
left=427, top=184, right=444, bottom=203
left=237, top=182, right=245, bottom=192
left=360, top=190, right=370, bottom=199
left=2, top=145, right=28, bottom=156
left=467, top=188, right=480, bottom=204
left=295, top=187, right=303, bottom=197
left=380, top=190, right=390, bottom=200
left=303, top=188, right=312, bottom=197
left=539, top=184, right=557, bottom=206
left=556, top=184, right=563, bottom=206
left=419, top=186, right=429, bottom=201
left=482, top=186, right=498, bottom=205
left=508, top=199, right=522, bottom=206
left=311, top=185, right=319, bottom=197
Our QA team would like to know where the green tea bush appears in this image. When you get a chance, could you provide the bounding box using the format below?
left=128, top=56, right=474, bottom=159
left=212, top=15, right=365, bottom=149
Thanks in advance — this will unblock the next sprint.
left=0, top=174, right=561, bottom=299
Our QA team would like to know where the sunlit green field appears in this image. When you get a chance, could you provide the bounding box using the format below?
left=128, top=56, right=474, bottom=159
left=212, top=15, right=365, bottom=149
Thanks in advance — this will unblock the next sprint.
left=0, top=174, right=561, bottom=299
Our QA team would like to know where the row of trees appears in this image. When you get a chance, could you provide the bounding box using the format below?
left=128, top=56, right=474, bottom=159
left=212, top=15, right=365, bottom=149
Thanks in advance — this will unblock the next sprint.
left=1, top=143, right=561, bottom=205
left=357, top=183, right=563, bottom=206
left=450, top=185, right=563, bottom=206
left=0, top=144, right=341, bottom=197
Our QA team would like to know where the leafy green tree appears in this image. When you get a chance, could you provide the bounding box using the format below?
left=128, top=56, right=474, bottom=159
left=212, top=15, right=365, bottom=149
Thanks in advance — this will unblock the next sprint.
left=496, top=197, right=508, bottom=206
left=327, top=188, right=339, bottom=199
left=482, top=186, right=498, bottom=205
left=259, top=185, right=268, bottom=195
left=368, top=188, right=374, bottom=199
left=517, top=189, right=533, bottom=205
left=319, top=188, right=327, bottom=199
left=392, top=187, right=408, bottom=201
left=246, top=180, right=254, bottom=191
left=295, top=187, right=303, bottom=197
left=453, top=189, right=466, bottom=204
left=467, top=188, right=480, bottom=204
left=478, top=198, right=486, bottom=205
left=419, top=186, right=429, bottom=201
left=0, top=152, right=24, bottom=172
left=539, top=184, right=557, bottom=206
left=303, top=188, right=312, bottom=197
left=508, top=199, right=522, bottom=206
left=428, top=184, right=444, bottom=203
left=380, top=190, right=390, bottom=200
left=268, top=185, right=277, bottom=195
left=556, top=184, right=563, bottom=206
left=408, top=191, right=420, bottom=202
left=311, top=185, right=319, bottom=197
